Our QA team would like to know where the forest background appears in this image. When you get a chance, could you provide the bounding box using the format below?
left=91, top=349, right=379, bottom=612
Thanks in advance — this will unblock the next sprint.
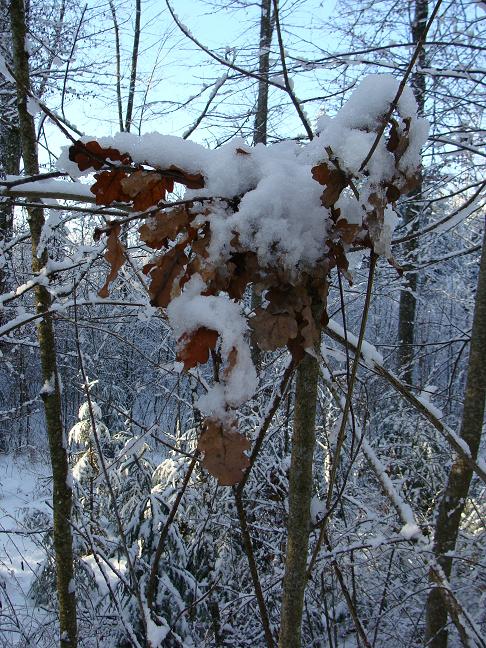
left=0, top=1, right=485, bottom=648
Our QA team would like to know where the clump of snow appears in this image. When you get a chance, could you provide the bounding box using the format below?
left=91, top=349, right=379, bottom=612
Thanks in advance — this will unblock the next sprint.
left=167, top=275, right=257, bottom=418
left=56, top=74, right=427, bottom=418
left=310, top=495, right=326, bottom=524
left=146, top=616, right=170, bottom=645
left=58, top=74, right=426, bottom=277
left=78, top=400, right=102, bottom=422
left=400, top=522, right=421, bottom=541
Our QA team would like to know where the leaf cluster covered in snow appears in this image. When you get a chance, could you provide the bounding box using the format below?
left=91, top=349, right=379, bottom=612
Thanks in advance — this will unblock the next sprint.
left=59, top=74, right=428, bottom=485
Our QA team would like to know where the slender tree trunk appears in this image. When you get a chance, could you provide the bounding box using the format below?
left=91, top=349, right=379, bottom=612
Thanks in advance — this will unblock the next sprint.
left=253, top=0, right=272, bottom=148
left=0, top=0, right=21, bottom=294
left=397, top=0, right=427, bottom=385
left=279, top=302, right=320, bottom=648
left=424, top=227, right=486, bottom=648
left=10, top=1, right=77, bottom=646
left=124, top=0, right=141, bottom=132
left=251, top=0, right=273, bottom=369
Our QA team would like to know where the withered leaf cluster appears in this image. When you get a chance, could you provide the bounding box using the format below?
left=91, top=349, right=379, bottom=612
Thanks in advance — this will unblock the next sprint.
left=69, top=116, right=419, bottom=484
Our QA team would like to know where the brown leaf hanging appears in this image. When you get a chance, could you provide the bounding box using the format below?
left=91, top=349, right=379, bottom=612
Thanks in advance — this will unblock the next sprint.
left=177, top=327, right=219, bottom=370
left=197, top=417, right=250, bottom=486
left=69, top=140, right=132, bottom=172
left=250, top=307, right=299, bottom=351
left=143, top=246, right=187, bottom=308
left=98, top=224, right=126, bottom=298
left=311, top=162, right=348, bottom=208
left=139, top=207, right=192, bottom=249
left=91, top=169, right=130, bottom=206
left=121, top=170, right=173, bottom=211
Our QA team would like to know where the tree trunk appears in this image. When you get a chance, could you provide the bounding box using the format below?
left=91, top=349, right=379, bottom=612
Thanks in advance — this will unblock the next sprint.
left=251, top=0, right=274, bottom=370
left=424, top=227, right=486, bottom=648
left=279, top=306, right=320, bottom=648
left=10, top=1, right=78, bottom=646
left=0, top=0, right=21, bottom=297
left=397, top=0, right=427, bottom=385
left=124, top=0, right=141, bottom=132
left=253, top=0, right=272, bottom=148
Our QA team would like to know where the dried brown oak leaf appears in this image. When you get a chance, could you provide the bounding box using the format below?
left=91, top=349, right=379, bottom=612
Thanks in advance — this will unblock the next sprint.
left=139, top=207, right=191, bottom=248
left=250, top=307, right=299, bottom=351
left=387, top=117, right=412, bottom=162
left=177, top=327, right=219, bottom=370
left=300, top=305, right=320, bottom=350
left=98, top=224, right=126, bottom=298
left=385, top=183, right=401, bottom=204
left=312, top=162, right=348, bottom=208
left=166, top=166, right=205, bottom=190
left=69, top=140, right=132, bottom=172
left=335, top=218, right=361, bottom=245
left=91, top=169, right=130, bottom=206
left=197, top=417, right=250, bottom=486
left=121, top=170, right=174, bottom=211
left=143, top=246, right=187, bottom=308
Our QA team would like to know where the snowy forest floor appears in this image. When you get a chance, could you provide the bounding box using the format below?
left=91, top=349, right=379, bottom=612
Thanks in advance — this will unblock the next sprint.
left=0, top=451, right=54, bottom=647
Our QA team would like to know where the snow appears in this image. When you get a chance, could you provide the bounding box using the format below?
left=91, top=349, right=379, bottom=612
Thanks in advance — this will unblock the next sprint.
left=146, top=615, right=170, bottom=645
left=310, top=495, right=326, bottom=524
left=400, top=522, right=422, bottom=540
left=40, top=374, right=56, bottom=396
left=167, top=275, right=257, bottom=417
left=0, top=177, right=94, bottom=200
left=0, top=53, right=15, bottom=84
left=417, top=390, right=443, bottom=420
left=327, top=318, right=384, bottom=367
left=57, top=74, right=427, bottom=276
left=54, top=74, right=426, bottom=420
left=0, top=454, right=52, bottom=647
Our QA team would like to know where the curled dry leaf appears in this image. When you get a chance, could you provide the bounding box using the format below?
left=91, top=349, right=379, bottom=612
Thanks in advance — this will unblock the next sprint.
left=197, top=417, right=250, bottom=486
left=91, top=169, right=130, bottom=206
left=223, top=347, right=238, bottom=380
left=139, top=207, right=191, bottom=248
left=143, top=245, right=187, bottom=308
left=250, top=307, right=299, bottom=351
left=300, top=305, right=320, bottom=350
left=311, top=162, right=348, bottom=208
left=98, top=224, right=126, bottom=298
left=177, top=326, right=219, bottom=370
left=69, top=140, right=132, bottom=172
left=226, top=252, right=259, bottom=300
left=335, top=218, right=361, bottom=245
left=385, top=183, right=401, bottom=204
left=166, top=166, right=205, bottom=190
left=121, top=170, right=173, bottom=211
left=365, top=191, right=386, bottom=252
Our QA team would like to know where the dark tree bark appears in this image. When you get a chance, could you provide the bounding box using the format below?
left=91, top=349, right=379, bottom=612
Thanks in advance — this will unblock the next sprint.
left=251, top=0, right=274, bottom=370
left=10, top=1, right=77, bottom=645
left=397, top=0, right=428, bottom=385
left=253, top=0, right=273, bottom=148
left=124, top=0, right=141, bottom=132
left=279, top=302, right=320, bottom=648
left=0, top=0, right=21, bottom=291
left=424, top=227, right=486, bottom=648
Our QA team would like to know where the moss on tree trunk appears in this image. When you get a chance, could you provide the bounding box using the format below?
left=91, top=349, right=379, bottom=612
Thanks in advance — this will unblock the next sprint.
left=424, top=229, right=486, bottom=648
left=279, top=310, right=320, bottom=648
left=10, top=1, right=77, bottom=645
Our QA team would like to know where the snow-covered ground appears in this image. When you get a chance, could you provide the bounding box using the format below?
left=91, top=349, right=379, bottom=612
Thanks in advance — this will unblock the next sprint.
left=0, top=451, right=54, bottom=647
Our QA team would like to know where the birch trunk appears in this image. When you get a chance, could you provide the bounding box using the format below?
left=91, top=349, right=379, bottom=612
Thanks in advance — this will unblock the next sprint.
left=10, top=1, right=77, bottom=645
